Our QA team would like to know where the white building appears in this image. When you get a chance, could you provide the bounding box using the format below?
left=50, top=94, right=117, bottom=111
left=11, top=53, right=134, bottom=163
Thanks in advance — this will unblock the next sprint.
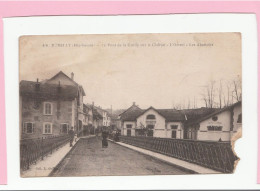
left=119, top=101, right=242, bottom=142
left=185, top=101, right=242, bottom=141
left=120, top=103, right=185, bottom=139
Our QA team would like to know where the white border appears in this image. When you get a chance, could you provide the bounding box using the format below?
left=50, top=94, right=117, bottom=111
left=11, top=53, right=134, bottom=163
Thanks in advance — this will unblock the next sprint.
left=2, top=14, right=258, bottom=189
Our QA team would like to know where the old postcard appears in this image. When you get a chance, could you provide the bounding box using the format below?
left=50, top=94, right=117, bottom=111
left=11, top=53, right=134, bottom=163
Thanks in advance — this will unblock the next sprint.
left=19, top=33, right=241, bottom=177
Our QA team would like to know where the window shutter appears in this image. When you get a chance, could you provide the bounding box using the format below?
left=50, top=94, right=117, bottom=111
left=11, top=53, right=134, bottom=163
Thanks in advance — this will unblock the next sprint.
left=43, top=123, right=46, bottom=134
left=32, top=123, right=35, bottom=133
left=23, top=123, right=26, bottom=133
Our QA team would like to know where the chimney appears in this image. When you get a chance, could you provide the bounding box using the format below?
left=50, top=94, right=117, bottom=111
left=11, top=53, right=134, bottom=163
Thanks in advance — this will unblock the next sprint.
left=35, top=78, right=40, bottom=91
left=71, top=72, right=74, bottom=81
left=57, top=81, right=61, bottom=92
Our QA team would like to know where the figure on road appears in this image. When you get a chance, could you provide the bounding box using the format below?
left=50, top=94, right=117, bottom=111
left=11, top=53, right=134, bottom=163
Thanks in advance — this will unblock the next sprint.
left=69, top=127, right=75, bottom=147
left=102, top=129, right=108, bottom=148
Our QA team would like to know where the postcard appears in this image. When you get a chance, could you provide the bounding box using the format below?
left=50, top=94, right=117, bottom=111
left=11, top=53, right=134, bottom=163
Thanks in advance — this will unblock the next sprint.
left=19, top=33, right=241, bottom=177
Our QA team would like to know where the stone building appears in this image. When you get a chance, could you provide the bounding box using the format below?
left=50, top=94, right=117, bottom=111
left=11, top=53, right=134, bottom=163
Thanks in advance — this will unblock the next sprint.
left=20, top=71, right=85, bottom=139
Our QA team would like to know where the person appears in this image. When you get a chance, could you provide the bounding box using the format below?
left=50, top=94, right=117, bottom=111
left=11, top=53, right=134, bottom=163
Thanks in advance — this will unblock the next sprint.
left=102, top=129, right=108, bottom=148
left=114, top=131, right=120, bottom=142
left=68, top=127, right=75, bottom=147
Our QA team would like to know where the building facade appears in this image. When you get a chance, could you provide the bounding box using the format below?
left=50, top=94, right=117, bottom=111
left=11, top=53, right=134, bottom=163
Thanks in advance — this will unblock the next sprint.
left=93, top=106, right=111, bottom=128
left=120, top=103, right=185, bottom=139
left=185, top=101, right=242, bottom=141
left=20, top=71, right=85, bottom=139
left=120, top=102, right=242, bottom=142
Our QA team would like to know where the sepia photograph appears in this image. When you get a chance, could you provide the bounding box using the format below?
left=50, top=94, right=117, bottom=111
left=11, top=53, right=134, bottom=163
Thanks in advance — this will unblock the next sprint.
left=19, top=33, right=242, bottom=177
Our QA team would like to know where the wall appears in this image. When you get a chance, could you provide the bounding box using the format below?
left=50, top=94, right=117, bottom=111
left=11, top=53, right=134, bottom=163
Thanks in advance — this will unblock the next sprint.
left=21, top=97, right=73, bottom=139
left=197, top=110, right=231, bottom=141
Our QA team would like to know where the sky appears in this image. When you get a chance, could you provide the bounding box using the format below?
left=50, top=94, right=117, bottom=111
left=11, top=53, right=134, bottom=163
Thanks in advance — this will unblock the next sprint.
left=19, top=33, right=241, bottom=110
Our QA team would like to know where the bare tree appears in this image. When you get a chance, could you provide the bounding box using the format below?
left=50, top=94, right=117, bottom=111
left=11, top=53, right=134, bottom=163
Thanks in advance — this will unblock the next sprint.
left=233, top=75, right=242, bottom=102
left=218, top=80, right=223, bottom=108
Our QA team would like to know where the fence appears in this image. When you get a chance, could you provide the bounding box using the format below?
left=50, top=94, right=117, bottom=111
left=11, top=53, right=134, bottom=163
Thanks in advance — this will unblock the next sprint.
left=20, top=135, right=70, bottom=171
left=119, top=136, right=238, bottom=173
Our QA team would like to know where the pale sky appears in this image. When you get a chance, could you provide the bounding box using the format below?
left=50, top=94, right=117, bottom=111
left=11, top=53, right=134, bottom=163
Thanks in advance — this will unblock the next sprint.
left=19, top=33, right=241, bottom=110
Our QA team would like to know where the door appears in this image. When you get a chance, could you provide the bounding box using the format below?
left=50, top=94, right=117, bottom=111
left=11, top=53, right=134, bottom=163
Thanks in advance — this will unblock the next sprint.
left=171, top=130, right=177, bottom=138
left=127, top=129, right=131, bottom=136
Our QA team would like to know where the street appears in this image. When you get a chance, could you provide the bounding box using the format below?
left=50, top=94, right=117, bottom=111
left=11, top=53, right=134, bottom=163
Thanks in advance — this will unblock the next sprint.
left=50, top=137, right=191, bottom=176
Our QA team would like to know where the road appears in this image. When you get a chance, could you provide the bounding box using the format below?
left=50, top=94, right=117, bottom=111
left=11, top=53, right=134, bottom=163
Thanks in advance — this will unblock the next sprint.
left=50, top=137, right=191, bottom=176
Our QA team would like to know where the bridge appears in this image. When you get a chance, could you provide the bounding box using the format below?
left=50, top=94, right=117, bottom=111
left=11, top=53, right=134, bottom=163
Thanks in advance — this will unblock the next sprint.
left=20, top=135, right=237, bottom=176
left=50, top=137, right=191, bottom=176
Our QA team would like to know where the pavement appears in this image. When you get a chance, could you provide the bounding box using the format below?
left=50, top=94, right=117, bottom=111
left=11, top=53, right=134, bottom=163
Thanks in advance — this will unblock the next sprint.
left=50, top=136, right=192, bottom=177
left=111, top=139, right=221, bottom=174
left=21, top=135, right=95, bottom=178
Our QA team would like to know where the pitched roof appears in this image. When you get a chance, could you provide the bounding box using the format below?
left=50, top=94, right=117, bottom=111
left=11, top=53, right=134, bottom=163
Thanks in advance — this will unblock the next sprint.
left=119, top=104, right=142, bottom=116
left=157, top=109, right=185, bottom=122
left=92, top=108, right=103, bottom=120
left=20, top=80, right=78, bottom=100
left=120, top=106, right=185, bottom=122
left=186, top=101, right=241, bottom=125
left=119, top=105, right=225, bottom=123
left=83, top=103, right=92, bottom=114
left=46, top=71, right=86, bottom=96
left=179, top=107, right=220, bottom=124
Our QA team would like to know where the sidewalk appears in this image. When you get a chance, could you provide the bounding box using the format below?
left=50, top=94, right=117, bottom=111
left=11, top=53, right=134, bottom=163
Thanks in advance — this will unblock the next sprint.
left=109, top=139, right=221, bottom=174
left=21, top=135, right=94, bottom=177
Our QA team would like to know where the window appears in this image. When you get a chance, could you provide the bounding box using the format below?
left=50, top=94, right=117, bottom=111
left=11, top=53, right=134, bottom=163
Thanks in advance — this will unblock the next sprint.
left=23, top=122, right=35, bottom=134
left=212, top=116, right=218, bottom=121
left=207, top=126, right=222, bottom=131
left=43, top=123, right=52, bottom=134
left=126, top=124, right=132, bottom=129
left=171, top=125, right=178, bottom=130
left=60, top=123, right=69, bottom=134
left=237, top=113, right=242, bottom=123
left=44, top=102, right=52, bottom=115
left=146, top=114, right=156, bottom=120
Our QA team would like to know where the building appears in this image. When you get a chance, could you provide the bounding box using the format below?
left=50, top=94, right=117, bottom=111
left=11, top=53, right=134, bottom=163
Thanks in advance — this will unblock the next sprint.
left=119, top=102, right=242, bottom=141
left=92, top=105, right=111, bottom=128
left=185, top=101, right=242, bottom=141
left=92, top=107, right=103, bottom=134
left=119, top=102, right=185, bottom=138
left=80, top=103, right=94, bottom=136
left=20, top=71, right=85, bottom=139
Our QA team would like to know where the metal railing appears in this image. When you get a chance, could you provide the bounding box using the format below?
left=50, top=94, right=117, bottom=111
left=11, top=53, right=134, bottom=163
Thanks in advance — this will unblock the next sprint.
left=20, top=135, right=70, bottom=171
left=119, top=136, right=238, bottom=173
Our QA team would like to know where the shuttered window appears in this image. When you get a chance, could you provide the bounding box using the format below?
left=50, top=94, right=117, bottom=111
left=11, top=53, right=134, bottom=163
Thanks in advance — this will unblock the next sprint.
left=23, top=122, right=35, bottom=134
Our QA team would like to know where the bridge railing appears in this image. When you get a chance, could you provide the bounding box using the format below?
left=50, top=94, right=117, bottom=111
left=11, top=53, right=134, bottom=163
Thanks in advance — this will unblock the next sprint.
left=119, top=136, right=238, bottom=173
left=20, top=135, right=70, bottom=171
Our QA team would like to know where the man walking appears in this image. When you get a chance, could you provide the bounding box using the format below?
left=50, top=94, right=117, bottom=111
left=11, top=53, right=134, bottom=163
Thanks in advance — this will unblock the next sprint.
left=69, top=127, right=75, bottom=147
